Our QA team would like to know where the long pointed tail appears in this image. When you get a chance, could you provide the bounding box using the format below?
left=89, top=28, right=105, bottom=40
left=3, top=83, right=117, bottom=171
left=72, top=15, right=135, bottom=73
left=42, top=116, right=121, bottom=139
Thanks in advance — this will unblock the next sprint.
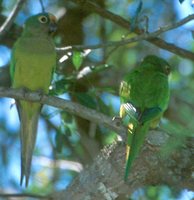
left=124, top=122, right=150, bottom=181
left=19, top=102, right=40, bottom=187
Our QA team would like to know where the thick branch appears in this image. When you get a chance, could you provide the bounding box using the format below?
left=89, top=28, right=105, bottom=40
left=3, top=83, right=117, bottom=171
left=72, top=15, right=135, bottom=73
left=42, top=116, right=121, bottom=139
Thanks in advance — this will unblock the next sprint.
left=69, top=0, right=194, bottom=60
left=51, top=130, right=194, bottom=200
left=0, top=0, right=26, bottom=39
left=0, top=87, right=126, bottom=137
left=0, top=193, right=47, bottom=199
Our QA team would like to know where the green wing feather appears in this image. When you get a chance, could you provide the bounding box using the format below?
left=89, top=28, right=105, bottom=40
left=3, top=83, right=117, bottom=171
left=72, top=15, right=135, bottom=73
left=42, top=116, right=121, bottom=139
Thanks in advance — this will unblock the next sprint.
left=10, top=49, right=16, bottom=83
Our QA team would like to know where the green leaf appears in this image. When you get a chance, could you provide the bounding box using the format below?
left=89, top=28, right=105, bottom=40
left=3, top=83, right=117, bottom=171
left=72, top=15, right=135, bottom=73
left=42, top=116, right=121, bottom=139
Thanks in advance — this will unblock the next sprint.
left=50, top=78, right=74, bottom=95
left=72, top=51, right=83, bottom=70
left=55, top=132, right=64, bottom=153
left=131, top=1, right=143, bottom=31
left=179, top=0, right=185, bottom=3
left=98, top=97, right=110, bottom=115
left=75, top=92, right=97, bottom=109
left=135, top=1, right=143, bottom=16
left=191, top=30, right=194, bottom=39
left=60, top=111, right=73, bottom=123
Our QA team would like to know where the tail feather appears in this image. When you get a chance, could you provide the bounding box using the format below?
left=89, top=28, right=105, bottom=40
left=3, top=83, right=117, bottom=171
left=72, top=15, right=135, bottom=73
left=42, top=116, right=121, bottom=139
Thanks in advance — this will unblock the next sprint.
left=120, top=103, right=150, bottom=181
left=18, top=102, right=40, bottom=187
left=124, top=122, right=150, bottom=181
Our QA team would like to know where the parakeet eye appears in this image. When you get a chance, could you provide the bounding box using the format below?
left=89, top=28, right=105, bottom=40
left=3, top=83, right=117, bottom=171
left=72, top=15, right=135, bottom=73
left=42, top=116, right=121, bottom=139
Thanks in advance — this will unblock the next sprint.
left=38, top=16, right=48, bottom=23
left=165, top=65, right=170, bottom=75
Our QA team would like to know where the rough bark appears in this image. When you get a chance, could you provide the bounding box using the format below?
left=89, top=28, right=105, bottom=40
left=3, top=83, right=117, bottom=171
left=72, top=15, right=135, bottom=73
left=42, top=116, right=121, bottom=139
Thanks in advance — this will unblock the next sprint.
left=51, top=130, right=194, bottom=200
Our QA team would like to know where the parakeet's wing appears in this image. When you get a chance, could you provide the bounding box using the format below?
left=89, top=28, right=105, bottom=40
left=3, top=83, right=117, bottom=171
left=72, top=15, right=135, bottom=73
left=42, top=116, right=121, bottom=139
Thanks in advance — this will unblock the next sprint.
left=10, top=48, right=16, bottom=84
left=10, top=45, right=40, bottom=187
left=144, top=72, right=170, bottom=112
left=141, top=72, right=170, bottom=126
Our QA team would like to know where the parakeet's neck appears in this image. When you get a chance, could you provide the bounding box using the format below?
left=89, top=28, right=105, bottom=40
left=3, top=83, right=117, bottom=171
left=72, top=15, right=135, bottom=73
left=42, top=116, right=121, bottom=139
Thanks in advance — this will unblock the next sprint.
left=22, top=29, right=50, bottom=38
left=140, top=65, right=168, bottom=78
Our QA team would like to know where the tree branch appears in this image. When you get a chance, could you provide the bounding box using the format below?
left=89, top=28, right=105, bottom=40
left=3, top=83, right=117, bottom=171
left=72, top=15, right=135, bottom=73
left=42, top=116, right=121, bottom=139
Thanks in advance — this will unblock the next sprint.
left=51, top=130, right=194, bottom=200
left=69, top=0, right=194, bottom=60
left=0, top=193, right=48, bottom=199
left=0, top=0, right=26, bottom=39
left=0, top=87, right=126, bottom=138
left=57, top=14, right=194, bottom=53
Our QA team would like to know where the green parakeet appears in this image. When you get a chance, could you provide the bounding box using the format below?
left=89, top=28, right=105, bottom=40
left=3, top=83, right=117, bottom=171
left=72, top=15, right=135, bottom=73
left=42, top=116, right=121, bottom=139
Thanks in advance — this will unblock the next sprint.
left=10, top=13, right=57, bottom=186
left=119, top=55, right=170, bottom=181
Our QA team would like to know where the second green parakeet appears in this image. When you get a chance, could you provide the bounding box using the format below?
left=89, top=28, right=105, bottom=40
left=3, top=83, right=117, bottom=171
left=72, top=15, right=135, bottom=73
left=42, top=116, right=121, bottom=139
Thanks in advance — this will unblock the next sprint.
left=119, top=55, right=170, bottom=181
left=10, top=13, right=57, bottom=186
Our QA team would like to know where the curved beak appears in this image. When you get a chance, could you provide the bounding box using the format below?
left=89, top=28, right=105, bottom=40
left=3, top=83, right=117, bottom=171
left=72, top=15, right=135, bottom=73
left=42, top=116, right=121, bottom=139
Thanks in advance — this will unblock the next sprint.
left=48, top=13, right=57, bottom=33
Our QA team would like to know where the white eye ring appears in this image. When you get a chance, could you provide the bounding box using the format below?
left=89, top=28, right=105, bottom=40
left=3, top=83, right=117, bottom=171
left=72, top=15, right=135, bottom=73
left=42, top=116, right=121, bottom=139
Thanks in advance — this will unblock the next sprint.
left=38, top=16, right=48, bottom=23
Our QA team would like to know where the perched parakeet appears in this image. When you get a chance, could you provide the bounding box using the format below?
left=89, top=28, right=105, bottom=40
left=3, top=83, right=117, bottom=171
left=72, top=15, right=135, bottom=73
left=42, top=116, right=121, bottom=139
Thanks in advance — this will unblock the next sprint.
left=119, top=55, right=170, bottom=181
left=10, top=13, right=57, bottom=186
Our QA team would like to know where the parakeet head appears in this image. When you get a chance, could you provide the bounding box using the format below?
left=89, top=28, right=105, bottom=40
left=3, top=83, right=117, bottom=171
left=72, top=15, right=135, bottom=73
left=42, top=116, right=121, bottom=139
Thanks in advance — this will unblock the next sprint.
left=142, top=55, right=170, bottom=75
left=23, top=13, right=57, bottom=36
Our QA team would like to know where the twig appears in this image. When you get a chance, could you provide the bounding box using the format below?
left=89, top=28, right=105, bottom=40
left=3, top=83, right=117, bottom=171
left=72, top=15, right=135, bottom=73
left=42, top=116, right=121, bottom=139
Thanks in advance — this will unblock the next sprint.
left=69, top=0, right=194, bottom=60
left=0, top=0, right=26, bottom=38
left=57, top=14, right=194, bottom=52
left=0, top=87, right=126, bottom=138
left=0, top=193, right=48, bottom=199
left=33, top=156, right=83, bottom=172
left=39, top=0, right=45, bottom=13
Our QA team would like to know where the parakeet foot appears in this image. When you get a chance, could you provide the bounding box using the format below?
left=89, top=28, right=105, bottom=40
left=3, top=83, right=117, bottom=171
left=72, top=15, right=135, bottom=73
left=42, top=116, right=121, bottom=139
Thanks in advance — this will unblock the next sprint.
left=36, top=89, right=45, bottom=99
left=18, top=87, right=31, bottom=99
left=112, top=116, right=122, bottom=127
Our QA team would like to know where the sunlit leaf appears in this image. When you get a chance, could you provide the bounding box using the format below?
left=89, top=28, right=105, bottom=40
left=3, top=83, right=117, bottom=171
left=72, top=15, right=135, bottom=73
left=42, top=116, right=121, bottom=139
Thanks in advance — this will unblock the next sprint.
left=72, top=51, right=83, bottom=70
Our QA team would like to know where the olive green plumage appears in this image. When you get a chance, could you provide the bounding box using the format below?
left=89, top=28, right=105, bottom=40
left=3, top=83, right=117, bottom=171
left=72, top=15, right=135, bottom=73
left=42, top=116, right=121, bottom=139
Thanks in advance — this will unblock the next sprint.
left=10, top=13, right=57, bottom=186
left=119, top=55, right=170, bottom=181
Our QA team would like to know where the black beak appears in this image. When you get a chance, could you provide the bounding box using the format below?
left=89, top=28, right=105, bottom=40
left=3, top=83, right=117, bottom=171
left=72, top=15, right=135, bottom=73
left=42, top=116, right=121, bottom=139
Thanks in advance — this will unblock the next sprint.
left=47, top=13, right=57, bottom=34
left=49, top=22, right=57, bottom=34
